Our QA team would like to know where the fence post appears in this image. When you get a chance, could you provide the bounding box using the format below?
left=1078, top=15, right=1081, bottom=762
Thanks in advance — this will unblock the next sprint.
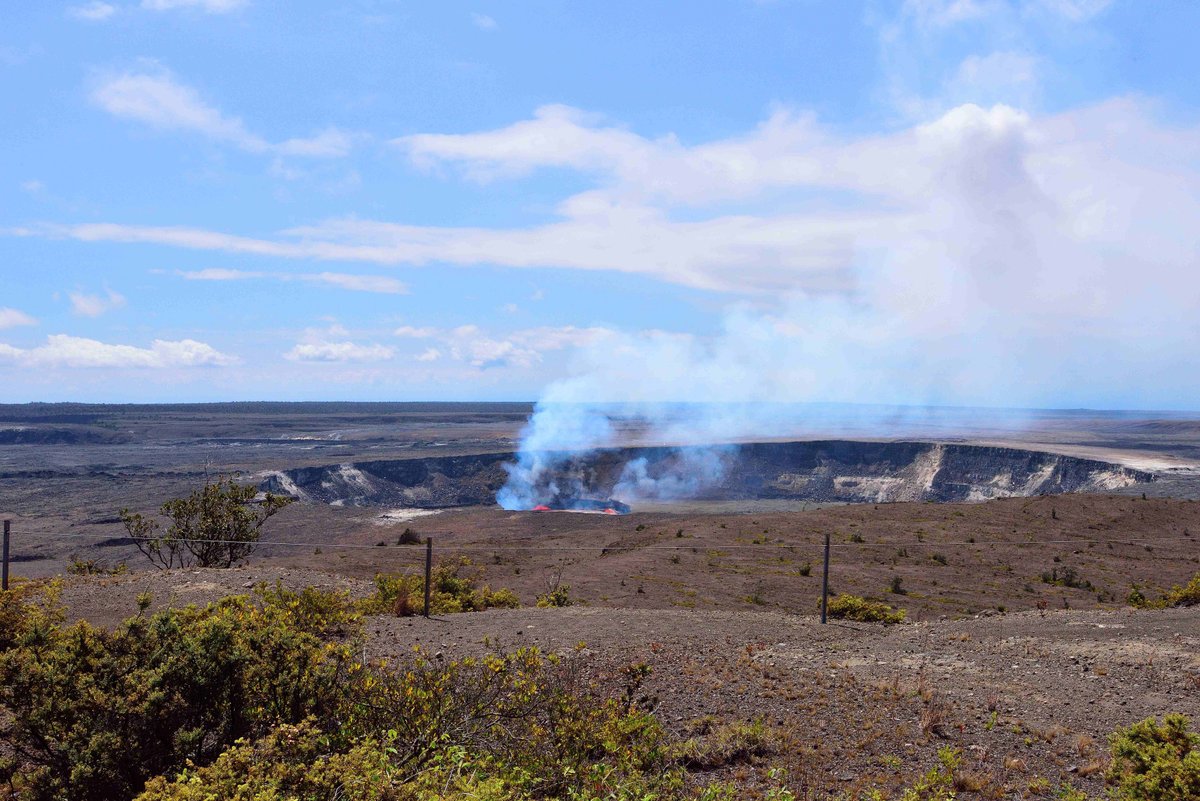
left=424, top=537, right=433, bottom=618
left=2, top=520, right=10, bottom=592
left=820, top=531, right=830, bottom=624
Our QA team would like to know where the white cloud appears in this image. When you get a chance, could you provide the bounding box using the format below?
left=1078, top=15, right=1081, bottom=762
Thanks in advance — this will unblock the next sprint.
left=471, top=12, right=497, bottom=29
left=0, top=335, right=237, bottom=368
left=395, top=324, right=613, bottom=369
left=0, top=308, right=37, bottom=329
left=179, top=268, right=405, bottom=294
left=1027, top=0, right=1112, bottom=21
left=310, top=272, right=405, bottom=294
left=90, top=68, right=355, bottom=158
left=68, top=2, right=116, bottom=21
left=91, top=69, right=267, bottom=151
left=393, top=326, right=438, bottom=338
left=141, top=0, right=247, bottom=12
left=879, top=0, right=1110, bottom=119
left=23, top=98, right=1200, bottom=334
left=285, top=341, right=394, bottom=362
left=415, top=347, right=442, bottom=362
left=276, top=128, right=356, bottom=158
left=20, top=179, right=45, bottom=194
left=285, top=324, right=394, bottom=363
left=69, top=288, right=126, bottom=317
left=399, top=104, right=656, bottom=181
left=180, top=268, right=262, bottom=281
left=900, top=0, right=999, bottom=30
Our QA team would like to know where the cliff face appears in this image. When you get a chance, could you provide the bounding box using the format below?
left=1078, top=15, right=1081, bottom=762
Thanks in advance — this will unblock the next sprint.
left=259, top=440, right=1154, bottom=509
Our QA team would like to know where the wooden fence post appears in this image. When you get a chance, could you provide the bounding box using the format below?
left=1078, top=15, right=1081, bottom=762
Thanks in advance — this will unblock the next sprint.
left=2, top=519, right=10, bottom=592
left=424, top=537, right=433, bottom=618
left=820, top=531, right=830, bottom=624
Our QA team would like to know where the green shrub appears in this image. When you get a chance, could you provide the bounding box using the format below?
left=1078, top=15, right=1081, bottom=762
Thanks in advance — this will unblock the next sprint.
left=66, top=557, right=127, bottom=576
left=120, top=478, right=293, bottom=570
left=536, top=584, right=574, bottom=608
left=854, top=747, right=960, bottom=801
left=135, top=720, right=396, bottom=801
left=396, top=527, right=422, bottom=545
left=1126, top=573, right=1200, bottom=610
left=0, top=589, right=354, bottom=801
left=254, top=581, right=362, bottom=635
left=1041, top=566, right=1094, bottom=591
left=1108, top=714, right=1200, bottom=801
left=1163, top=574, right=1200, bottom=608
left=358, top=558, right=521, bottom=616
left=825, top=593, right=906, bottom=624
left=671, top=719, right=777, bottom=770
left=0, top=581, right=64, bottom=651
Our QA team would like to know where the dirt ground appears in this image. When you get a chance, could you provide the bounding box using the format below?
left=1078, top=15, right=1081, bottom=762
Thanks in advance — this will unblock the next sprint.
left=47, top=491, right=1200, bottom=800
left=52, top=565, right=1200, bottom=799
left=20, top=493, right=1200, bottom=619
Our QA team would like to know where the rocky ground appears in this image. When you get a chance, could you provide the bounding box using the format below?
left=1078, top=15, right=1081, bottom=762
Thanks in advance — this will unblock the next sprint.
left=52, top=557, right=1200, bottom=800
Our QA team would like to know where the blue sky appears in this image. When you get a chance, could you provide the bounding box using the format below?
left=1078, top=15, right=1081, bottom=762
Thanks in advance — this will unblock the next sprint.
left=2, top=1, right=1199, bottom=407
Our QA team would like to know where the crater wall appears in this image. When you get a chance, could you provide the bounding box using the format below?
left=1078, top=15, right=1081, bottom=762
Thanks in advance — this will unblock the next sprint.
left=259, top=440, right=1155, bottom=509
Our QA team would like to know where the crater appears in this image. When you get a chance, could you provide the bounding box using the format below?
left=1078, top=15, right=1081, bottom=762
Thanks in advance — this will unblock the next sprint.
left=259, top=440, right=1155, bottom=510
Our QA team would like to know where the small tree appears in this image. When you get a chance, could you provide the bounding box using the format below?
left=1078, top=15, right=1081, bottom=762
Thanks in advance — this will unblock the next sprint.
left=121, top=479, right=294, bottom=569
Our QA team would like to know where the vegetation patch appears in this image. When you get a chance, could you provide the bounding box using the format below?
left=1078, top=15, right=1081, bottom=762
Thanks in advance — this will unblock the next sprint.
left=1128, top=572, right=1200, bottom=609
left=671, top=719, right=778, bottom=771
left=120, top=479, right=293, bottom=570
left=358, top=557, right=520, bottom=616
left=825, top=593, right=907, bottom=624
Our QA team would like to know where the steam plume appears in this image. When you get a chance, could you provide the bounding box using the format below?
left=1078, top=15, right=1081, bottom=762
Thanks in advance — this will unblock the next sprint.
left=497, top=101, right=1200, bottom=510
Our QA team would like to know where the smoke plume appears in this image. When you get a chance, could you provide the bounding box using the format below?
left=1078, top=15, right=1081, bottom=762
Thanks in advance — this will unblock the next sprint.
left=495, top=101, right=1200, bottom=510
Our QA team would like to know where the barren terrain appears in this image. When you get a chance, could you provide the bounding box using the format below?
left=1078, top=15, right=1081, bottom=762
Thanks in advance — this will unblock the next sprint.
left=4, top=402, right=1200, bottom=797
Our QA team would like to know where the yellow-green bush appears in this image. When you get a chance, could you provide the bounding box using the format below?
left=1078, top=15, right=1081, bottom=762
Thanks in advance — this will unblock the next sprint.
left=825, top=593, right=907, bottom=624
left=1108, top=714, right=1200, bottom=801
left=358, top=557, right=520, bottom=616
left=136, top=720, right=397, bottom=801
left=1163, top=574, right=1200, bottom=608
left=0, top=586, right=355, bottom=801
left=0, top=582, right=692, bottom=801
left=1127, top=573, right=1200, bottom=610
left=254, top=580, right=362, bottom=635
left=671, top=719, right=777, bottom=770
left=535, top=584, right=574, bottom=608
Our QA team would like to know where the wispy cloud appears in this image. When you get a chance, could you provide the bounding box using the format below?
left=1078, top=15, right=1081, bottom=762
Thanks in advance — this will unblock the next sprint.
left=0, top=335, right=236, bottom=368
left=180, top=268, right=406, bottom=294
left=393, top=326, right=439, bottom=338
left=878, top=0, right=1111, bottom=118
left=471, top=12, right=497, bottom=30
left=69, top=288, right=126, bottom=318
left=90, top=68, right=355, bottom=157
left=0, top=308, right=37, bottom=330
left=68, top=2, right=116, bottom=21
left=91, top=69, right=267, bottom=150
left=1028, top=0, right=1113, bottom=22
left=140, top=0, right=248, bottom=13
left=396, top=324, right=612, bottom=369
left=20, top=96, right=1200, bottom=328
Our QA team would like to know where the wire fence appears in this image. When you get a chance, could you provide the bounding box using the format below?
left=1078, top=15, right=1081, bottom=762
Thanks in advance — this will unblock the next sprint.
left=7, top=528, right=1195, bottom=551
left=2, top=516, right=1195, bottom=621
